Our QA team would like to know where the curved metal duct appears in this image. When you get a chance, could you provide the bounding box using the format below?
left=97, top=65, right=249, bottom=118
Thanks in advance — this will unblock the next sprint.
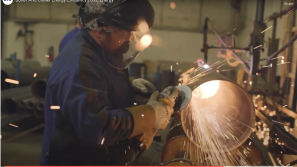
left=31, top=79, right=47, bottom=99
left=181, top=72, right=255, bottom=152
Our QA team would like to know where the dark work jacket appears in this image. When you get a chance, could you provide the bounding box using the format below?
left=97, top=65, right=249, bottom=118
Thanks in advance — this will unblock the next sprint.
left=40, top=28, right=137, bottom=166
left=59, top=27, right=80, bottom=52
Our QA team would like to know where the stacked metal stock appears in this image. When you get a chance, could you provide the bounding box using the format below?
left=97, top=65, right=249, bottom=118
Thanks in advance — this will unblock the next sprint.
left=1, top=60, right=48, bottom=117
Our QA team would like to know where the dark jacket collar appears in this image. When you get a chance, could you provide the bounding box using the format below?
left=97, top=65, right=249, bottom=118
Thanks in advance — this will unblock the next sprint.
left=81, top=28, right=103, bottom=55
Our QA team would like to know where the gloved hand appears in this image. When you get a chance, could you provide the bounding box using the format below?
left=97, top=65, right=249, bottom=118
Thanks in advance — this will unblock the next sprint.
left=137, top=129, right=158, bottom=150
left=147, top=86, right=179, bottom=130
left=126, top=86, right=178, bottom=138
left=132, top=78, right=156, bottom=93
left=136, top=86, right=179, bottom=150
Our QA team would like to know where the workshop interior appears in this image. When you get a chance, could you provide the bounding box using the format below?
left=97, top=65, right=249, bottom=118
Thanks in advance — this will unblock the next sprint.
left=1, top=0, right=297, bottom=166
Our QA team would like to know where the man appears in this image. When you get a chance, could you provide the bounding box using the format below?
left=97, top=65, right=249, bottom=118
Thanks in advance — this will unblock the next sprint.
left=40, top=0, right=177, bottom=165
left=59, top=15, right=82, bottom=52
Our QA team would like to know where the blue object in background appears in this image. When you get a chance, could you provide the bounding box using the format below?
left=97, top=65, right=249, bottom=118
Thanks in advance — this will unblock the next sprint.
left=10, top=52, right=17, bottom=61
left=59, top=27, right=80, bottom=52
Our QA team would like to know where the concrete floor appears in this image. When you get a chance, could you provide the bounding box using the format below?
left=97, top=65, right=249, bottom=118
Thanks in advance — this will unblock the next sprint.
left=1, top=134, right=43, bottom=166
left=1, top=123, right=170, bottom=166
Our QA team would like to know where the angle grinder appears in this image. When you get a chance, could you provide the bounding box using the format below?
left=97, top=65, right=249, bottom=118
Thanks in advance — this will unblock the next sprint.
left=132, top=85, right=192, bottom=165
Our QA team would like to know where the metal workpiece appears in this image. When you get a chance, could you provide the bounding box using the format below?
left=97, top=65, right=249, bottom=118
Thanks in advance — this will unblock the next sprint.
left=237, top=135, right=268, bottom=165
left=2, top=92, right=33, bottom=114
left=262, top=38, right=279, bottom=84
left=256, top=110, right=297, bottom=151
left=166, top=124, right=186, bottom=142
left=161, top=135, right=197, bottom=164
left=20, top=97, right=39, bottom=110
left=31, top=78, right=47, bottom=99
left=34, top=100, right=45, bottom=117
left=181, top=72, right=255, bottom=152
left=1, top=86, right=31, bottom=100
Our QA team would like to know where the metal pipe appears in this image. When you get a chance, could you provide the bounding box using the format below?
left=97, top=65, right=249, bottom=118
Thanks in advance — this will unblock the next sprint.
left=262, top=19, right=279, bottom=83
left=182, top=72, right=255, bottom=152
left=1, top=66, right=50, bottom=89
left=272, top=19, right=277, bottom=40
left=1, top=86, right=31, bottom=98
left=265, top=97, right=297, bottom=119
left=2, top=92, right=33, bottom=114
left=251, top=0, right=266, bottom=75
left=35, top=100, right=44, bottom=112
left=291, top=0, right=297, bottom=110
left=266, top=34, right=297, bottom=65
left=31, top=79, right=47, bottom=99
left=1, top=59, right=41, bottom=69
left=256, top=110, right=297, bottom=149
left=202, top=17, right=208, bottom=64
left=255, top=0, right=265, bottom=21
left=267, top=4, right=297, bottom=21
left=1, top=87, right=31, bottom=108
left=20, top=97, right=39, bottom=110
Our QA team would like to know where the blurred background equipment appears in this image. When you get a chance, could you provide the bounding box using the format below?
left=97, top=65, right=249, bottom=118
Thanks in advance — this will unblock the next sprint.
left=1, top=0, right=297, bottom=166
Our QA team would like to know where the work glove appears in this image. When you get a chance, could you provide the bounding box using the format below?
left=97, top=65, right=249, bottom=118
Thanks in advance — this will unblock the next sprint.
left=126, top=86, right=179, bottom=138
left=147, top=86, right=179, bottom=130
left=135, top=86, right=179, bottom=150
left=132, top=78, right=156, bottom=93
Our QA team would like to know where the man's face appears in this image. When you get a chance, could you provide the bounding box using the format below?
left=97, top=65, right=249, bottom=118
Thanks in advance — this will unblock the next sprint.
left=102, top=28, right=133, bottom=55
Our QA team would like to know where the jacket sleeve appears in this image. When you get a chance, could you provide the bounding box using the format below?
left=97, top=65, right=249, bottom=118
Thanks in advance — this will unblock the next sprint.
left=56, top=67, right=155, bottom=147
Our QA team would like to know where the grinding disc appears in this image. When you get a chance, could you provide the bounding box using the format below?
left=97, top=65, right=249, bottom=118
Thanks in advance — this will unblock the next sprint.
left=175, top=85, right=192, bottom=111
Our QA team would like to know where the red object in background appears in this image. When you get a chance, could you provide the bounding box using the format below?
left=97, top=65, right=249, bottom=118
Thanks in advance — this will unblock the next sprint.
left=26, top=42, right=33, bottom=59
left=48, top=46, right=54, bottom=62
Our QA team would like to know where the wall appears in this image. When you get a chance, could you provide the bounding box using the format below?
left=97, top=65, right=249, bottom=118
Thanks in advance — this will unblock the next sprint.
left=135, top=29, right=218, bottom=64
left=1, top=21, right=219, bottom=67
left=236, top=0, right=295, bottom=75
left=2, top=0, right=237, bottom=67
left=4, top=0, right=242, bottom=33
left=2, top=0, right=295, bottom=70
left=2, top=21, right=70, bottom=66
